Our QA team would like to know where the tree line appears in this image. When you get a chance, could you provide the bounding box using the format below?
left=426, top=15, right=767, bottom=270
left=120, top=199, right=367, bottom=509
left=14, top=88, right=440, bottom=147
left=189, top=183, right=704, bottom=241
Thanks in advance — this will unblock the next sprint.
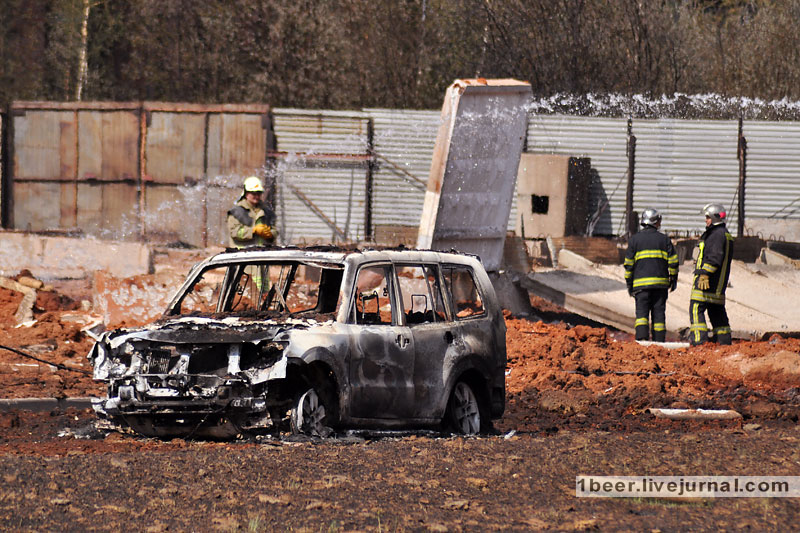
left=1, top=0, right=796, bottom=112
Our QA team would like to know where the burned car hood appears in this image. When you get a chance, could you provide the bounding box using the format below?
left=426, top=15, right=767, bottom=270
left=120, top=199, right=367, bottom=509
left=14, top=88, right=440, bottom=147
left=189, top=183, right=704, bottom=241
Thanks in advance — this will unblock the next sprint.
left=88, top=315, right=333, bottom=383
left=98, top=315, right=325, bottom=347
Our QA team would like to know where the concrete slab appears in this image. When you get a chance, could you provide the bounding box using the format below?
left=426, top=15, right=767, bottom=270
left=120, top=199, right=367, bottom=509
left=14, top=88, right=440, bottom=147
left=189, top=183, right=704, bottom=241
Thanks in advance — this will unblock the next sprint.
left=417, top=79, right=532, bottom=271
left=759, top=247, right=800, bottom=268
left=0, top=231, right=153, bottom=279
left=636, top=340, right=691, bottom=349
left=527, top=253, right=800, bottom=341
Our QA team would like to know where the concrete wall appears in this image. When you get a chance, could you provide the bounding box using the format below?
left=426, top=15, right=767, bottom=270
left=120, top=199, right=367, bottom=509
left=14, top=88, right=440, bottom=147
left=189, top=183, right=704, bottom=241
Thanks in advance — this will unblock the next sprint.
left=0, top=231, right=152, bottom=279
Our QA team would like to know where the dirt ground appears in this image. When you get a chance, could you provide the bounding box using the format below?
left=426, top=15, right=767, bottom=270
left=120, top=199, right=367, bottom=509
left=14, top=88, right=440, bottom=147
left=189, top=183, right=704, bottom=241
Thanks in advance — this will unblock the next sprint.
left=1, top=273, right=800, bottom=530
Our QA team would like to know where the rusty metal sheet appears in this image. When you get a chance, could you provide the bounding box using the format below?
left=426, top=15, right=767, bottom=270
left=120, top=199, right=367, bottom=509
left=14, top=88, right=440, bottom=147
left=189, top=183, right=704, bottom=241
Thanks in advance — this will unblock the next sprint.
left=76, top=183, right=139, bottom=240
left=13, top=101, right=142, bottom=112
left=15, top=181, right=87, bottom=231
left=59, top=182, right=78, bottom=228
left=13, top=182, right=62, bottom=231
left=13, top=110, right=77, bottom=181
left=145, top=112, right=205, bottom=185
left=143, top=185, right=205, bottom=246
left=205, top=183, right=241, bottom=247
left=78, top=110, right=139, bottom=181
left=143, top=102, right=269, bottom=114
left=207, top=113, right=267, bottom=178
left=13, top=101, right=269, bottom=114
left=417, top=79, right=532, bottom=271
left=75, top=182, right=103, bottom=235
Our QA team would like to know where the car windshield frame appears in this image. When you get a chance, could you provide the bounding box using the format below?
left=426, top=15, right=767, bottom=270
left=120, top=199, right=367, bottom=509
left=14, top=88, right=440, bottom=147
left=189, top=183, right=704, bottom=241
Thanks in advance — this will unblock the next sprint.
left=166, top=257, right=345, bottom=318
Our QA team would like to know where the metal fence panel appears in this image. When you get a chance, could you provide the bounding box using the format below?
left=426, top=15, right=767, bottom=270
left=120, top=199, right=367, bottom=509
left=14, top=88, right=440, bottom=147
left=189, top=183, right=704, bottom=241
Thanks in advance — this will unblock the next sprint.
left=75, top=110, right=140, bottom=239
left=272, top=109, right=370, bottom=244
left=201, top=112, right=270, bottom=247
left=207, top=113, right=268, bottom=177
left=11, top=103, right=800, bottom=247
left=12, top=110, right=80, bottom=231
left=526, top=115, right=630, bottom=236
left=145, top=112, right=206, bottom=184
left=78, top=110, right=139, bottom=182
left=14, top=110, right=76, bottom=181
left=743, top=121, right=800, bottom=235
left=633, top=119, right=740, bottom=236
left=366, top=109, right=439, bottom=230
left=143, top=112, right=206, bottom=245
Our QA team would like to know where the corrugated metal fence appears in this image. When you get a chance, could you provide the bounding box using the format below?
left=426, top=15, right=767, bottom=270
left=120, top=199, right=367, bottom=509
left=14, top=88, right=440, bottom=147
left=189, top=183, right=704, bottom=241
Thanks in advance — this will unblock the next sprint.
left=4, top=103, right=800, bottom=244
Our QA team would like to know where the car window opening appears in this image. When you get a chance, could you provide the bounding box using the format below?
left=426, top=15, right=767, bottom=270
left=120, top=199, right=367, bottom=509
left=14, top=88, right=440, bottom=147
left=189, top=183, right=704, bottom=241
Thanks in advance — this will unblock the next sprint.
left=173, top=261, right=344, bottom=319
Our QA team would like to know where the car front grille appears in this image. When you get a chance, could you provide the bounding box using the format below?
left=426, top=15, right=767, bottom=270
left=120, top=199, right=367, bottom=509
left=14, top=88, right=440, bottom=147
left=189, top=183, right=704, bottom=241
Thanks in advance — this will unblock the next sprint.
left=147, top=349, right=173, bottom=374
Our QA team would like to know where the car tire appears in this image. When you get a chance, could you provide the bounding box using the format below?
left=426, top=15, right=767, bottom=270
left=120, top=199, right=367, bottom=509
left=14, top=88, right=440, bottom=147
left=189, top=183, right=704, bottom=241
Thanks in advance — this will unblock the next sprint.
left=446, top=381, right=482, bottom=435
left=290, top=388, right=333, bottom=437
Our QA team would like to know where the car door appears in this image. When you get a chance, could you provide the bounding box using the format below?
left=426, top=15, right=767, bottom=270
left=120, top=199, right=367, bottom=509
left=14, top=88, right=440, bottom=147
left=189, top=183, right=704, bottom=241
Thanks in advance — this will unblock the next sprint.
left=345, top=263, right=416, bottom=420
left=395, top=263, right=462, bottom=419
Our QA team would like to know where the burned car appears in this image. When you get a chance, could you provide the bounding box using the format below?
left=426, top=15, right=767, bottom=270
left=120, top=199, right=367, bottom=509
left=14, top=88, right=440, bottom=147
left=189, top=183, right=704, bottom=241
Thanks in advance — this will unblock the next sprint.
left=88, top=247, right=506, bottom=438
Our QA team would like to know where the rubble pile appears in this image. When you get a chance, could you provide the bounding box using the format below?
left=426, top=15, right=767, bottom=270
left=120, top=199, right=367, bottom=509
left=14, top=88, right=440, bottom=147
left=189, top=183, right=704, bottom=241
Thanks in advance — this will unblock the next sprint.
left=0, top=272, right=99, bottom=399
left=2, top=259, right=800, bottom=434
left=502, top=314, right=800, bottom=432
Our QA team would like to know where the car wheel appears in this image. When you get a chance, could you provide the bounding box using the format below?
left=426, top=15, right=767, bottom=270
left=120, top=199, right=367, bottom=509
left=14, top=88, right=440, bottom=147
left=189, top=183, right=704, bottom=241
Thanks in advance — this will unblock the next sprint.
left=290, top=388, right=332, bottom=437
left=446, top=381, right=482, bottom=435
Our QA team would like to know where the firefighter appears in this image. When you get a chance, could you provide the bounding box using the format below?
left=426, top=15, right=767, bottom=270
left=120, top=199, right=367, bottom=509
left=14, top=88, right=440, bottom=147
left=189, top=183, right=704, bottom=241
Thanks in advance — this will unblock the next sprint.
left=227, top=176, right=276, bottom=248
left=624, top=208, right=679, bottom=342
left=689, top=203, right=734, bottom=345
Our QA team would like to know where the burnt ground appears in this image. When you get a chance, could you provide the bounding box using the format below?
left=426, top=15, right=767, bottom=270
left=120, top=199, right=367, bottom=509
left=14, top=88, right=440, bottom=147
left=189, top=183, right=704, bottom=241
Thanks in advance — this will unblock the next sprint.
left=0, top=409, right=799, bottom=531
left=1, top=289, right=800, bottom=530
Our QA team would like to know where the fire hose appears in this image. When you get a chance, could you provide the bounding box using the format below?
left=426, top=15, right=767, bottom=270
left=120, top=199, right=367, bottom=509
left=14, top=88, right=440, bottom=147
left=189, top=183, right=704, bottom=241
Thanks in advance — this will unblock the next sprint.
left=0, top=344, right=92, bottom=375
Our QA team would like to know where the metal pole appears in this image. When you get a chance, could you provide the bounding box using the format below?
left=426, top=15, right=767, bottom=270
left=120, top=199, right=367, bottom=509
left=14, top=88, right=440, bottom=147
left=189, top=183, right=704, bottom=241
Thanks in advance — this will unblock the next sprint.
left=625, top=118, right=636, bottom=237
left=138, top=106, right=148, bottom=240
left=737, top=117, right=747, bottom=237
left=365, top=118, right=375, bottom=242
left=72, top=110, right=79, bottom=228
left=0, top=107, right=9, bottom=228
left=202, top=112, right=210, bottom=248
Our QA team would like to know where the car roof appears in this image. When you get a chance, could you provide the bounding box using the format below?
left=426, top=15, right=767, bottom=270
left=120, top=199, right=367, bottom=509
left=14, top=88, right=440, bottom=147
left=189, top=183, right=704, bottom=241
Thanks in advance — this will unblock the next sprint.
left=203, top=246, right=483, bottom=269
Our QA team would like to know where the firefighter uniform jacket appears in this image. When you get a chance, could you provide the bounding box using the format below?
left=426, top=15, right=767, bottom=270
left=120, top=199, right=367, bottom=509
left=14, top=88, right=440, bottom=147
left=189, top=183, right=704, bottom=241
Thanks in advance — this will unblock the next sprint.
left=691, top=223, right=734, bottom=304
left=227, top=197, right=276, bottom=248
left=624, top=226, right=679, bottom=292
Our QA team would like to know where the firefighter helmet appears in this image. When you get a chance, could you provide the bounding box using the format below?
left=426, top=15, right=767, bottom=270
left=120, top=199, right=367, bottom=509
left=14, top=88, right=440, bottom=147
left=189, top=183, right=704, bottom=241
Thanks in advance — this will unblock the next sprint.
left=243, top=176, right=265, bottom=193
left=702, top=203, right=726, bottom=225
left=640, top=208, right=662, bottom=228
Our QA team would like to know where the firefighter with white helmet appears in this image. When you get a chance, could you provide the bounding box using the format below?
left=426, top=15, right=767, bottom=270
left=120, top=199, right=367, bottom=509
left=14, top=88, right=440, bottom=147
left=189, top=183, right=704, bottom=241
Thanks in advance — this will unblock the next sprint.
left=689, top=203, right=734, bottom=345
left=623, top=208, right=679, bottom=342
left=227, top=176, right=276, bottom=248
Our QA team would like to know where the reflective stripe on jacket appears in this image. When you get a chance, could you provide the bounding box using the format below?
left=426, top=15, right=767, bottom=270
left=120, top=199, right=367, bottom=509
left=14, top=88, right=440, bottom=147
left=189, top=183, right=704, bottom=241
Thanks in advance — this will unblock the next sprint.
left=691, top=223, right=734, bottom=304
left=624, top=226, right=679, bottom=291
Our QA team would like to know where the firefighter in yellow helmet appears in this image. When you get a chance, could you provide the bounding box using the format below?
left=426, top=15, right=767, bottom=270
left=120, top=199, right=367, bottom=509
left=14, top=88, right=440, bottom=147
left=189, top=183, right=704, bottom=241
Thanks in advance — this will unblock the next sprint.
left=227, top=176, right=276, bottom=248
left=689, top=203, right=734, bottom=345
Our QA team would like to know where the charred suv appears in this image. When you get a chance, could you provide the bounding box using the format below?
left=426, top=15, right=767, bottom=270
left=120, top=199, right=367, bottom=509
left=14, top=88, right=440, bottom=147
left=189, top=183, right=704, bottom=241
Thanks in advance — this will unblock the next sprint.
left=88, top=247, right=506, bottom=438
